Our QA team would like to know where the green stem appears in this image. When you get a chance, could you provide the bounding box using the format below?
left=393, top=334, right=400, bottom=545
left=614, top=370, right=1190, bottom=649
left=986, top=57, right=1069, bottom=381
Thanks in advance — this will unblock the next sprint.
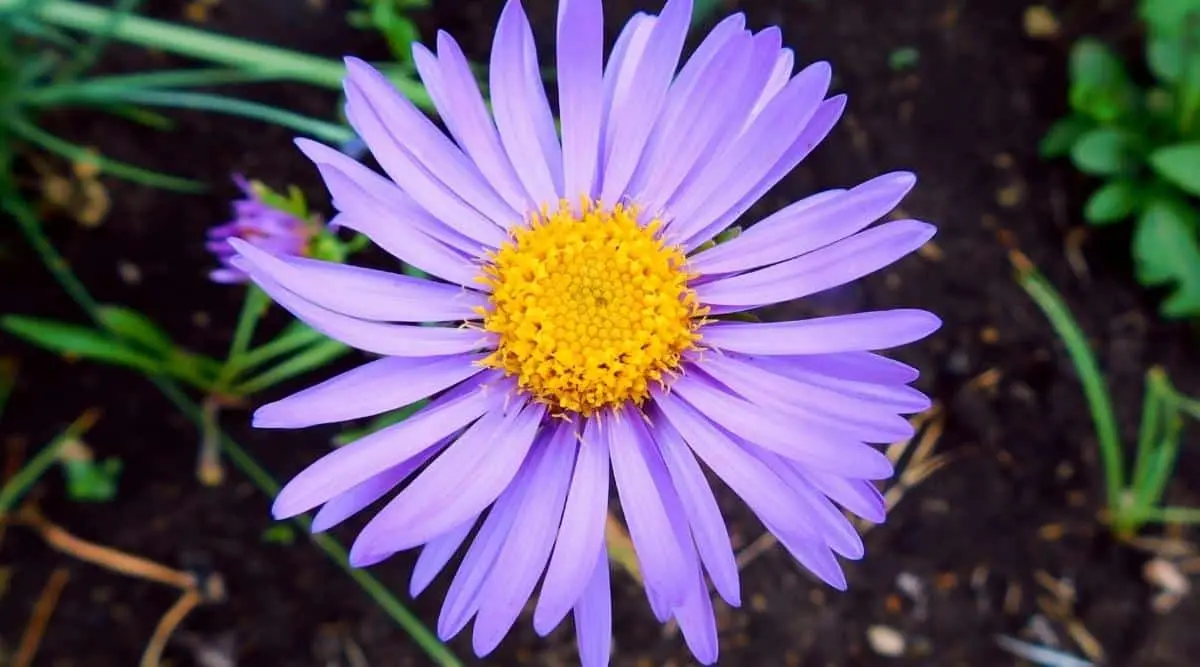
left=153, top=379, right=461, bottom=667
left=0, top=409, right=101, bottom=513
left=217, top=285, right=269, bottom=390
left=5, top=0, right=432, bottom=108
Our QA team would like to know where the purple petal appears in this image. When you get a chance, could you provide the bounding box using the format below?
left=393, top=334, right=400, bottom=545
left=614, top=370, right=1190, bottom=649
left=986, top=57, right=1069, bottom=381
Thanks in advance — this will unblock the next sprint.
left=557, top=0, right=604, bottom=200
left=748, top=47, right=794, bottom=121
left=600, top=14, right=654, bottom=163
left=472, top=422, right=576, bottom=655
left=271, top=372, right=507, bottom=518
left=343, top=58, right=516, bottom=238
left=599, top=0, right=692, bottom=204
left=253, top=354, right=485, bottom=429
left=416, top=37, right=533, bottom=215
left=756, top=355, right=931, bottom=413
left=630, top=16, right=754, bottom=210
left=237, top=261, right=492, bottom=357
left=610, top=410, right=691, bottom=607
left=800, top=470, right=887, bottom=524
left=754, top=448, right=865, bottom=559
left=665, top=61, right=831, bottom=243
left=784, top=351, right=921, bottom=385
left=296, top=138, right=486, bottom=258
left=689, top=172, right=917, bottom=275
left=572, top=546, right=612, bottom=667
left=350, top=401, right=544, bottom=562
left=682, top=94, right=847, bottom=251
left=673, top=569, right=719, bottom=665
left=437, top=472, right=528, bottom=640
left=654, top=417, right=740, bottom=606
left=699, top=310, right=942, bottom=356
left=302, top=158, right=484, bottom=286
left=698, top=354, right=915, bottom=442
left=669, top=372, right=894, bottom=478
left=230, top=239, right=486, bottom=322
left=312, top=435, right=454, bottom=533
left=492, top=0, right=562, bottom=208
left=411, top=518, right=477, bottom=597
left=534, top=417, right=610, bottom=635
left=695, top=220, right=937, bottom=308
left=650, top=392, right=846, bottom=588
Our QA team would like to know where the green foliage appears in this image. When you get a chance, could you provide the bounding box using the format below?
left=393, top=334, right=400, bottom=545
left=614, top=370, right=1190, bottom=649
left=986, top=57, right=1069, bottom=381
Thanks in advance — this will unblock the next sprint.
left=1014, top=253, right=1200, bottom=539
left=1043, top=0, right=1200, bottom=318
left=61, top=454, right=122, bottom=502
left=348, top=0, right=430, bottom=63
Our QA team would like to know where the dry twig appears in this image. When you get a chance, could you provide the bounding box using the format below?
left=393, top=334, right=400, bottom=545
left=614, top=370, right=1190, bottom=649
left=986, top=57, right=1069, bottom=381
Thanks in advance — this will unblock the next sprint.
left=13, top=567, right=70, bottom=667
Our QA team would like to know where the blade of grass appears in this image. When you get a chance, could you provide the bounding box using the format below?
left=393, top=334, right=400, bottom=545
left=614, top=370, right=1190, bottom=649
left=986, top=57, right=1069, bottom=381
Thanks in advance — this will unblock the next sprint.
left=7, top=0, right=433, bottom=108
left=232, top=338, right=350, bottom=396
left=0, top=408, right=101, bottom=513
left=85, top=89, right=355, bottom=144
left=58, top=0, right=144, bottom=80
left=25, top=68, right=296, bottom=105
left=1130, top=368, right=1167, bottom=496
left=1010, top=251, right=1125, bottom=514
left=229, top=324, right=326, bottom=376
left=9, top=116, right=203, bottom=191
left=6, top=188, right=461, bottom=666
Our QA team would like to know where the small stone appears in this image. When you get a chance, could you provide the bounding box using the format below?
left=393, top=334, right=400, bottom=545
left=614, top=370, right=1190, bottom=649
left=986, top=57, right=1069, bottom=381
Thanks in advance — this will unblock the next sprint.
left=1024, top=6, right=1060, bottom=40
left=867, top=625, right=906, bottom=657
left=117, top=260, right=142, bottom=285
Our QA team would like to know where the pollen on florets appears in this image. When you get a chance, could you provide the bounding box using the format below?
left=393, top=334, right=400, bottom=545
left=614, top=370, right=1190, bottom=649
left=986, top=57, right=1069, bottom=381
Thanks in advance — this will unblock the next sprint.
left=478, top=200, right=705, bottom=416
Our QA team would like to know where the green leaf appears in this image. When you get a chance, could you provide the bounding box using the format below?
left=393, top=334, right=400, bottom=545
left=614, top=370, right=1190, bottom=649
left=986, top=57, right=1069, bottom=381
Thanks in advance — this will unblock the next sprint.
left=1040, top=115, right=1094, bottom=158
left=1084, top=180, right=1139, bottom=225
left=1069, top=38, right=1138, bottom=122
left=1140, top=0, right=1200, bottom=36
left=1147, top=36, right=1185, bottom=83
left=1070, top=128, right=1140, bottom=176
left=1, top=315, right=163, bottom=374
left=1132, top=197, right=1200, bottom=317
left=1149, top=143, right=1200, bottom=195
left=262, top=524, right=297, bottom=545
left=96, top=305, right=176, bottom=355
left=61, top=457, right=123, bottom=503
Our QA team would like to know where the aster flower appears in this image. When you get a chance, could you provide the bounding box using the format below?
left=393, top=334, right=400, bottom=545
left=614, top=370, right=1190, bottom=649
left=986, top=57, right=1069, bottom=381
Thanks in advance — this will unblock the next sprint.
left=207, top=175, right=316, bottom=283
left=231, top=0, right=940, bottom=664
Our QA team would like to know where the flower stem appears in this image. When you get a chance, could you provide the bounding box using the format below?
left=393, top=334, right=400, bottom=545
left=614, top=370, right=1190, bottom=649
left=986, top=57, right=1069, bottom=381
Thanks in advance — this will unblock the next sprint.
left=6, top=0, right=432, bottom=108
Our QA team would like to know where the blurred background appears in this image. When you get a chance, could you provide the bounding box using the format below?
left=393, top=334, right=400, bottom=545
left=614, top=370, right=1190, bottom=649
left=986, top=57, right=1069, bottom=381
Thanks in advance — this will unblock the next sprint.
left=0, top=0, right=1198, bottom=665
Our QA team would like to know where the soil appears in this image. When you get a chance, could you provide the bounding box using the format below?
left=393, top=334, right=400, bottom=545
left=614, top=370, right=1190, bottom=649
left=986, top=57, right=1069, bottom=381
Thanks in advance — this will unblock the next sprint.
left=2, top=0, right=1198, bottom=666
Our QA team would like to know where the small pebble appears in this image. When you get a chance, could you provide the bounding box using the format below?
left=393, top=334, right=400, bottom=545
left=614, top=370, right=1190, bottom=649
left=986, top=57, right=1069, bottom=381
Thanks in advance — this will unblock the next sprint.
left=867, top=625, right=906, bottom=657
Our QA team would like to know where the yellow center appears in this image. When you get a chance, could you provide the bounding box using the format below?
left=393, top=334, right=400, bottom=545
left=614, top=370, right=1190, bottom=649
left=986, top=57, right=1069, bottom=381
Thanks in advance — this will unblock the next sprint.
left=479, top=200, right=705, bottom=415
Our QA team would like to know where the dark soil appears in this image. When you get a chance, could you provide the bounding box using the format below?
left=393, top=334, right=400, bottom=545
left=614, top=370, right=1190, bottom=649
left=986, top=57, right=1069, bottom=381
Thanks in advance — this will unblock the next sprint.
left=2, top=0, right=1198, bottom=665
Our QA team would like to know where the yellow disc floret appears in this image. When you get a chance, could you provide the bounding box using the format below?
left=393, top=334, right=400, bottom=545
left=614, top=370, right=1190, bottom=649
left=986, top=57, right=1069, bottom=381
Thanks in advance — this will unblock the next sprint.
left=479, top=200, right=705, bottom=415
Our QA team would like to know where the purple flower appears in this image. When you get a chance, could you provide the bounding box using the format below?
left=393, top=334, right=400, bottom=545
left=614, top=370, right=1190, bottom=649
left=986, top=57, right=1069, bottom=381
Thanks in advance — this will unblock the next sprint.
left=207, top=175, right=314, bottom=283
left=231, top=1, right=940, bottom=664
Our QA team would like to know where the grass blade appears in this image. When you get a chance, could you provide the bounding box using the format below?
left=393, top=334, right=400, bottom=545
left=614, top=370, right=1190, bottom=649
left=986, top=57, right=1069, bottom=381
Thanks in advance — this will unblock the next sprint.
left=9, top=116, right=203, bottom=191
left=0, top=408, right=102, bottom=513
left=1010, top=251, right=1126, bottom=514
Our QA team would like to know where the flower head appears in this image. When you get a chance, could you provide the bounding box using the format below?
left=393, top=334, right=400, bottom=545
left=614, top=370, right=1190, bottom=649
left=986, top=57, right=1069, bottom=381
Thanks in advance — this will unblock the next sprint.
left=232, top=1, right=940, bottom=664
left=207, top=175, right=315, bottom=283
